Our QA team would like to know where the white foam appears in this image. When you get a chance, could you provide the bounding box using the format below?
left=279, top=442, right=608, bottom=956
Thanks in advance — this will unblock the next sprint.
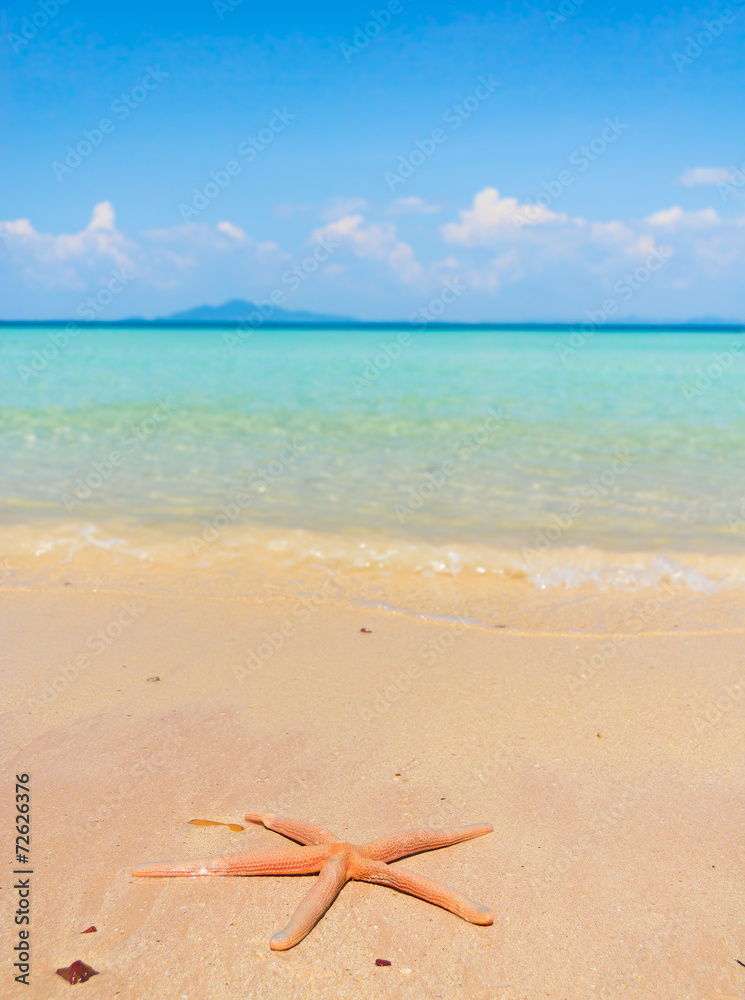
left=528, top=554, right=721, bottom=593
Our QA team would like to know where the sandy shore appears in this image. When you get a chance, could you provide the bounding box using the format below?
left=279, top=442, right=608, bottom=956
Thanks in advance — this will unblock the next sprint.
left=2, top=581, right=744, bottom=999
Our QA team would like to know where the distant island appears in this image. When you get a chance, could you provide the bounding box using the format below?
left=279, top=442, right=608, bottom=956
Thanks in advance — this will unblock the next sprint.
left=158, top=299, right=356, bottom=324
left=1, top=300, right=742, bottom=329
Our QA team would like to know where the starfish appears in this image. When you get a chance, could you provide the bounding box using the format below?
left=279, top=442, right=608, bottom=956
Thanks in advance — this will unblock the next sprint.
left=132, top=812, right=493, bottom=950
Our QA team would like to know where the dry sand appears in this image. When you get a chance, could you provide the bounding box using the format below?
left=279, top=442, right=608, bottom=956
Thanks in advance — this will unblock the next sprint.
left=2, top=579, right=744, bottom=999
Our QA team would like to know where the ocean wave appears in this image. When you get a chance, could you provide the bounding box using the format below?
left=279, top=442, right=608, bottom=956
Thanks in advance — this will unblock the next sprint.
left=0, top=519, right=743, bottom=594
left=527, top=554, right=723, bottom=593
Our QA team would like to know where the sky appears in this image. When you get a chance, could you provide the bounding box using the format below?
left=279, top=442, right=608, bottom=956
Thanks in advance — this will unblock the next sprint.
left=2, top=0, right=745, bottom=322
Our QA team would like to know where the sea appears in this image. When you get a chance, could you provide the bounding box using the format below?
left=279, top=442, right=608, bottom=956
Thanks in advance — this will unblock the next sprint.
left=2, top=324, right=745, bottom=596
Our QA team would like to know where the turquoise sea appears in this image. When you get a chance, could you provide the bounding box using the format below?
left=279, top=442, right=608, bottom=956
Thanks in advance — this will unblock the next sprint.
left=2, top=325, right=745, bottom=588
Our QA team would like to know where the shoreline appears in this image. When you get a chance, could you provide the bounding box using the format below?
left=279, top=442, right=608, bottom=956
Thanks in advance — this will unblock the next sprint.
left=3, top=517, right=745, bottom=596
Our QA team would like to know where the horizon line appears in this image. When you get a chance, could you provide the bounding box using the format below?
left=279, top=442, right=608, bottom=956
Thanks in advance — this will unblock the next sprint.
left=1, top=320, right=744, bottom=332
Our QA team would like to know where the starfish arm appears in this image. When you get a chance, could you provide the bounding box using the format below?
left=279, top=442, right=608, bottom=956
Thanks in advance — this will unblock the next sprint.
left=246, top=812, right=340, bottom=846
left=353, top=857, right=493, bottom=925
left=362, top=823, right=493, bottom=863
left=269, top=852, right=350, bottom=951
left=131, top=844, right=330, bottom=878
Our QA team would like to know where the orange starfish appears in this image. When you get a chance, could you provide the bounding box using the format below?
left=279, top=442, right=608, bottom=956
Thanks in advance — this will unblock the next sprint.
left=132, top=812, right=493, bottom=950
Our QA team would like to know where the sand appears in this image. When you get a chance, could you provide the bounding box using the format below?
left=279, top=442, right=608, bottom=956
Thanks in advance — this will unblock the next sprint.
left=2, top=578, right=744, bottom=1000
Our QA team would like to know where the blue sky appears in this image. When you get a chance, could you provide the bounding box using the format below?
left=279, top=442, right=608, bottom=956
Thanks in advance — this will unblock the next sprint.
left=2, top=0, right=745, bottom=321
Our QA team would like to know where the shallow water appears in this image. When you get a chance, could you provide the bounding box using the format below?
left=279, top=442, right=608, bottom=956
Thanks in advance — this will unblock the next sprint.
left=2, top=325, right=745, bottom=588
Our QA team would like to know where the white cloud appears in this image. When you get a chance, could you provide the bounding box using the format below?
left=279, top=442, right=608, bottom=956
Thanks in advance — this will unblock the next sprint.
left=0, top=201, right=135, bottom=291
left=87, top=201, right=116, bottom=231
left=434, top=186, right=745, bottom=319
left=695, top=239, right=741, bottom=267
left=4, top=193, right=745, bottom=322
left=387, top=241, right=422, bottom=283
left=467, top=249, right=522, bottom=291
left=312, top=213, right=423, bottom=285
left=0, top=204, right=291, bottom=314
left=645, top=207, right=683, bottom=226
left=386, top=196, right=441, bottom=215
left=0, top=218, right=35, bottom=237
left=441, top=187, right=568, bottom=246
left=679, top=167, right=733, bottom=186
left=644, top=206, right=721, bottom=229
left=622, top=234, right=673, bottom=261
left=217, top=221, right=246, bottom=241
left=589, top=220, right=635, bottom=245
